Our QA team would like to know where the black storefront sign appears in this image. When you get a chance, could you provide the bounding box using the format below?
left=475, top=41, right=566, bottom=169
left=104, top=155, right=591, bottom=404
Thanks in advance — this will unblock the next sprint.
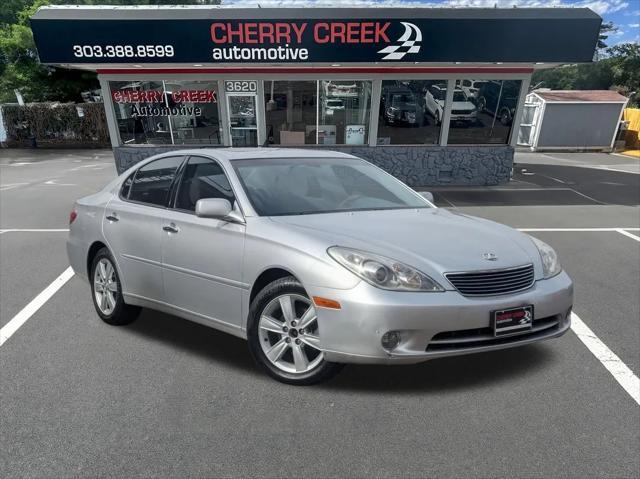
left=30, top=14, right=601, bottom=65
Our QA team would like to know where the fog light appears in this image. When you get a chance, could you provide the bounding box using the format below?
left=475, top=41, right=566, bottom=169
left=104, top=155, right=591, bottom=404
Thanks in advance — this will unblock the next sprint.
left=381, top=331, right=401, bottom=351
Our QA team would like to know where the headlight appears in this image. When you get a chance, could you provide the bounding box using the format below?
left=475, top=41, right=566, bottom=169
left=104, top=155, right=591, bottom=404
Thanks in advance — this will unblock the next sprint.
left=327, top=246, right=444, bottom=292
left=529, top=236, right=562, bottom=278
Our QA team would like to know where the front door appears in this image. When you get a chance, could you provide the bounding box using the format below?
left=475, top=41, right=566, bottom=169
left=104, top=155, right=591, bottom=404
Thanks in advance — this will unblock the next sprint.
left=227, top=93, right=258, bottom=147
left=161, top=155, right=246, bottom=330
left=103, top=155, right=184, bottom=302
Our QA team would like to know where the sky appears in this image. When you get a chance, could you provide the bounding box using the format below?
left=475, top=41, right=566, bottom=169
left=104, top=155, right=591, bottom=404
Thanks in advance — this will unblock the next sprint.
left=222, top=0, right=640, bottom=45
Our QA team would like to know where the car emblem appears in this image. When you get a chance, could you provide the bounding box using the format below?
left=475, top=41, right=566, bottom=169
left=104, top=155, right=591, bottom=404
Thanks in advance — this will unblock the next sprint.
left=482, top=253, right=498, bottom=261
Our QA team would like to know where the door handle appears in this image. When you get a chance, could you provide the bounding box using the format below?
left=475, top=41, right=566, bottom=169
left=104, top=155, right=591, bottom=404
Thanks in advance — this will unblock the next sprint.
left=106, top=213, right=119, bottom=222
left=162, top=223, right=179, bottom=233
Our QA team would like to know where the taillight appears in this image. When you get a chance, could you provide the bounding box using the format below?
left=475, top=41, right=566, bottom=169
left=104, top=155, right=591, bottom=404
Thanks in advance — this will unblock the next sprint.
left=69, top=208, right=78, bottom=225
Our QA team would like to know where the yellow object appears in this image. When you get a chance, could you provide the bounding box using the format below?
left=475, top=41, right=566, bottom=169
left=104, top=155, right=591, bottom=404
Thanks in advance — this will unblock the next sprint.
left=620, top=150, right=640, bottom=158
left=622, top=108, right=640, bottom=154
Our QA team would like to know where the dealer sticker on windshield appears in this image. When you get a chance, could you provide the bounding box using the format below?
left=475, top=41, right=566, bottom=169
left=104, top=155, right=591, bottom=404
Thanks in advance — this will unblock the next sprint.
left=492, top=305, right=534, bottom=337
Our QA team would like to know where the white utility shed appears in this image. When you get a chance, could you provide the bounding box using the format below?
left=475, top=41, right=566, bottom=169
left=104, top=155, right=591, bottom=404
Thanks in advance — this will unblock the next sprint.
left=518, top=90, right=628, bottom=151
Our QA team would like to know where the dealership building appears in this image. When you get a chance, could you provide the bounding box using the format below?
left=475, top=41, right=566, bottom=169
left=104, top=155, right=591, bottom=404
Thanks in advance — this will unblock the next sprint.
left=30, top=6, right=601, bottom=185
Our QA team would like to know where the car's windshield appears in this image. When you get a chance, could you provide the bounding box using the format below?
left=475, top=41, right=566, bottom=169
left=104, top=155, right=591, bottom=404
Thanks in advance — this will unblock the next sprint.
left=233, top=158, right=430, bottom=216
left=453, top=91, right=467, bottom=102
left=431, top=88, right=445, bottom=100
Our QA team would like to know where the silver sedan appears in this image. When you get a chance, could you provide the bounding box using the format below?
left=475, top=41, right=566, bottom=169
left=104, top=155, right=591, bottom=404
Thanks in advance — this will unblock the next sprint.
left=67, top=149, right=573, bottom=384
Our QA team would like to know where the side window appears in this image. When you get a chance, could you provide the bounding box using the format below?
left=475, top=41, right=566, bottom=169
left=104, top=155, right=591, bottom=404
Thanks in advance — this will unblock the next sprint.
left=175, top=156, right=235, bottom=212
left=128, top=156, right=183, bottom=207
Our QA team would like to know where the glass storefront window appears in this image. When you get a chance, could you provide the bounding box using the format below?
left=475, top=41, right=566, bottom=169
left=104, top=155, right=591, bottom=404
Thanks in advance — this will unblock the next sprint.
left=265, top=81, right=317, bottom=145
left=318, top=81, right=371, bottom=145
left=108, top=77, right=523, bottom=147
left=377, top=80, right=445, bottom=145
left=264, top=80, right=372, bottom=146
left=164, top=80, right=222, bottom=145
left=447, top=79, right=522, bottom=145
left=109, top=80, right=221, bottom=145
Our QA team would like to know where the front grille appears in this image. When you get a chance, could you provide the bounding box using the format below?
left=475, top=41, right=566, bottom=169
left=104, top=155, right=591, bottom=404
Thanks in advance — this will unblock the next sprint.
left=445, top=264, right=535, bottom=297
left=426, top=315, right=561, bottom=352
left=451, top=109, right=472, bottom=115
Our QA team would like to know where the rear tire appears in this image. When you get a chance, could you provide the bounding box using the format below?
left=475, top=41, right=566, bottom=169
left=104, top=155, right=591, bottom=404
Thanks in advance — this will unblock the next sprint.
left=247, top=276, right=343, bottom=385
left=90, top=248, right=140, bottom=326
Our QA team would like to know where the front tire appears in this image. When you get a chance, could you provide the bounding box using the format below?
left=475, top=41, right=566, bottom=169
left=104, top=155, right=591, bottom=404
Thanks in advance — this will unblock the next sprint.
left=477, top=97, right=487, bottom=113
left=90, top=248, right=140, bottom=325
left=500, top=108, right=512, bottom=125
left=247, top=276, right=343, bottom=385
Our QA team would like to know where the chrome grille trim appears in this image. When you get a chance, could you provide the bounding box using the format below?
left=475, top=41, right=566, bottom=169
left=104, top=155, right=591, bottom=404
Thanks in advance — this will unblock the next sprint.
left=445, top=264, right=535, bottom=297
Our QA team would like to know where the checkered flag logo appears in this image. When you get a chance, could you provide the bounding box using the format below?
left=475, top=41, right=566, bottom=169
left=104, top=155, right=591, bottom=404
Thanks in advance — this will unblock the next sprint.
left=377, top=22, right=422, bottom=61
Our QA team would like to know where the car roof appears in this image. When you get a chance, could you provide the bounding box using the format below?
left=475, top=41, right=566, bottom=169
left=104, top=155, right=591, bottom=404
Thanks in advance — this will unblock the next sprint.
left=160, top=148, right=359, bottom=162
left=430, top=85, right=464, bottom=92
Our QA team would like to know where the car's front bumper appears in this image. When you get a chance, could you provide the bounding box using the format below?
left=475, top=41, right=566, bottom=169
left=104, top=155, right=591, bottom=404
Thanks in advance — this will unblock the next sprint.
left=450, top=115, right=476, bottom=123
left=309, top=271, right=573, bottom=365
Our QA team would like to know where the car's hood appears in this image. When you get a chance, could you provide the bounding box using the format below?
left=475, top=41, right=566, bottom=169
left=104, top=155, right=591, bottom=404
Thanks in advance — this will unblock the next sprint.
left=394, top=103, right=418, bottom=111
left=452, top=101, right=476, bottom=111
left=270, top=208, right=543, bottom=284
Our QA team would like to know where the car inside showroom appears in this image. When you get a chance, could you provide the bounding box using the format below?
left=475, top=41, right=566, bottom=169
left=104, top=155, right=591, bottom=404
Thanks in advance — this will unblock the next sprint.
left=29, top=5, right=602, bottom=186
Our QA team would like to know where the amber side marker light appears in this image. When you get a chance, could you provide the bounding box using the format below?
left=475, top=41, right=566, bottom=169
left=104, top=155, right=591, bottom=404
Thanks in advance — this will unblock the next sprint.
left=312, top=296, right=342, bottom=310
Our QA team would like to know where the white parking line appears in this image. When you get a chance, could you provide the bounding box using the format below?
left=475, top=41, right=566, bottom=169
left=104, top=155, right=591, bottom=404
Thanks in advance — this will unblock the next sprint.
left=592, top=165, right=640, bottom=175
left=518, top=228, right=640, bottom=243
left=0, top=267, right=75, bottom=347
left=0, top=229, right=70, bottom=234
left=0, top=183, right=28, bottom=191
left=616, top=229, right=640, bottom=242
left=519, top=228, right=640, bottom=232
left=44, top=180, right=76, bottom=186
left=571, top=312, right=640, bottom=405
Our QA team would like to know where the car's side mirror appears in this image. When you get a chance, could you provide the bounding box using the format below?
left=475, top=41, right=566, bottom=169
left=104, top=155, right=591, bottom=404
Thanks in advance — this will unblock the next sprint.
left=420, top=191, right=435, bottom=203
left=194, top=198, right=244, bottom=225
left=195, top=198, right=232, bottom=219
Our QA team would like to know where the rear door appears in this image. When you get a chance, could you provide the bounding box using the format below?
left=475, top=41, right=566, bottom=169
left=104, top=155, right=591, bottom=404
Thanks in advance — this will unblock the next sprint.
left=161, top=155, right=246, bottom=328
left=103, top=155, right=184, bottom=302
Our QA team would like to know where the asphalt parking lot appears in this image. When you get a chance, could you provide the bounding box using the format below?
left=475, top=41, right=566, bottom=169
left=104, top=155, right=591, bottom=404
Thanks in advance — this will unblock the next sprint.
left=1, top=149, right=638, bottom=478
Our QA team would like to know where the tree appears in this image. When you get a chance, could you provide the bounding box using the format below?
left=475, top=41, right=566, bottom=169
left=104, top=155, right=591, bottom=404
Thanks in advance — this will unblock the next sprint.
left=0, top=0, right=97, bottom=103
left=0, top=1, right=32, bottom=25
left=531, top=41, right=639, bottom=107
left=1, top=0, right=221, bottom=103
left=607, top=43, right=640, bottom=106
left=596, top=21, right=618, bottom=51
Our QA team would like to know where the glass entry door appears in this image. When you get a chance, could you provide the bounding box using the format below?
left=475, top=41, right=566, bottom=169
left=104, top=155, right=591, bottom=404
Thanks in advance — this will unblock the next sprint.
left=227, top=94, right=258, bottom=147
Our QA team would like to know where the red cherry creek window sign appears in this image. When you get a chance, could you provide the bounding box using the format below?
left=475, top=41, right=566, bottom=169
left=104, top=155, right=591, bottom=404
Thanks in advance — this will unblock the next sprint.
left=112, top=89, right=217, bottom=104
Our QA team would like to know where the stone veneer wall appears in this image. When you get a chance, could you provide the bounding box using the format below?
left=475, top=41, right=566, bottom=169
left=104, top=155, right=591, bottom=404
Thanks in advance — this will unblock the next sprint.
left=113, top=145, right=514, bottom=187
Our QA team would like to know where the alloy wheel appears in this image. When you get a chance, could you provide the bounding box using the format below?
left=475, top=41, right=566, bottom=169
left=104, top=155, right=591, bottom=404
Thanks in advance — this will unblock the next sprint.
left=258, top=294, right=323, bottom=374
left=93, top=258, right=118, bottom=315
